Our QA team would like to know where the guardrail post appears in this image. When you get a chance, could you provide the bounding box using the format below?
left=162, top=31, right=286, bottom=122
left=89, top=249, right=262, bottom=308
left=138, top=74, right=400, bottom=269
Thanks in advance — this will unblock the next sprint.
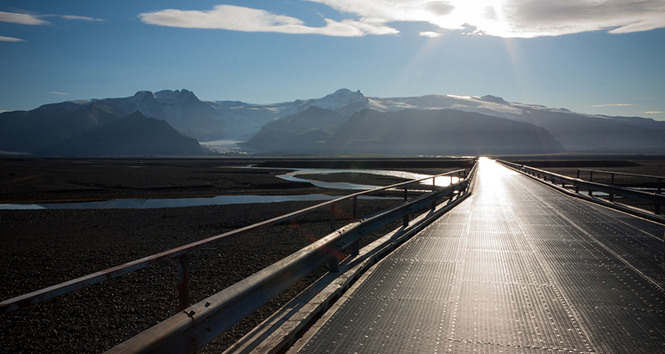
left=352, top=196, right=358, bottom=222
left=656, top=180, right=662, bottom=218
left=403, top=186, right=409, bottom=227
left=609, top=174, right=615, bottom=202
left=653, top=179, right=661, bottom=214
left=330, top=204, right=336, bottom=231
left=654, top=179, right=661, bottom=214
left=349, top=196, right=360, bottom=255
left=577, top=170, right=580, bottom=179
left=328, top=256, right=339, bottom=273
left=431, top=177, right=437, bottom=211
left=177, top=254, right=191, bottom=312
left=350, top=240, right=359, bottom=256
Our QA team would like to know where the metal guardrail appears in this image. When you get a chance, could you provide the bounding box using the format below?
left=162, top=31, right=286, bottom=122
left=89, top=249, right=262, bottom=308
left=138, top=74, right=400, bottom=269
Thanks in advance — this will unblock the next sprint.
left=102, top=162, right=477, bottom=354
left=576, top=169, right=663, bottom=194
left=498, top=160, right=665, bottom=215
left=0, top=167, right=470, bottom=315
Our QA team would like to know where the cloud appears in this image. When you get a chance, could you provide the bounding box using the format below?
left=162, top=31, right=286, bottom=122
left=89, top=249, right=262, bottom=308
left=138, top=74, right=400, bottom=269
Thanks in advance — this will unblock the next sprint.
left=505, top=0, right=665, bottom=37
left=139, top=5, right=397, bottom=36
left=49, top=92, right=69, bottom=95
left=139, top=1, right=665, bottom=38
left=644, top=111, right=663, bottom=114
left=420, top=31, right=441, bottom=37
left=592, top=103, right=632, bottom=107
left=0, top=11, right=50, bottom=25
left=306, top=0, right=665, bottom=38
left=0, top=11, right=105, bottom=25
left=0, top=35, right=25, bottom=42
left=55, top=15, right=105, bottom=22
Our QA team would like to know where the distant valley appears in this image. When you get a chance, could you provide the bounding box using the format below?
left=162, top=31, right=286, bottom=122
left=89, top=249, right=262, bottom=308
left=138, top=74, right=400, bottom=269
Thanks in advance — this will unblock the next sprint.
left=1, top=88, right=664, bottom=157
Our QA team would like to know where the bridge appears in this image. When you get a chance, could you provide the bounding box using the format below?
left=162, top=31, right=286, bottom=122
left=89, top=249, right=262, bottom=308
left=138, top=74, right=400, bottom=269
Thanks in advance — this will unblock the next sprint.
left=285, top=158, right=664, bottom=353
left=2, top=158, right=663, bottom=353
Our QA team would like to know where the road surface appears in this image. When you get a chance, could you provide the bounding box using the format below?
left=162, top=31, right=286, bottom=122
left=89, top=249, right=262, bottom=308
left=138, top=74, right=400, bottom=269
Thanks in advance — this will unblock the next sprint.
left=292, top=158, right=665, bottom=353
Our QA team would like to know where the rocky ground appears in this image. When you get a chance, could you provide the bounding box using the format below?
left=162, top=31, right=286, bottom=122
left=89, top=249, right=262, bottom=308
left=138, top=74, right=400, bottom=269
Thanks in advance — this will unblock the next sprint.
left=0, top=157, right=465, bottom=353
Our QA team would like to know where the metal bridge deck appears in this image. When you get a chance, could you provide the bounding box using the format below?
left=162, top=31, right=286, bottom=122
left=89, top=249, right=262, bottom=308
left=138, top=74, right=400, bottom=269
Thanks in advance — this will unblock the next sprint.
left=292, top=159, right=665, bottom=353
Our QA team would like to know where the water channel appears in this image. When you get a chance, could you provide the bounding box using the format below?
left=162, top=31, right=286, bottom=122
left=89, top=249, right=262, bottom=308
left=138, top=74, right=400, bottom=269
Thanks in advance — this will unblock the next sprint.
left=0, top=168, right=458, bottom=210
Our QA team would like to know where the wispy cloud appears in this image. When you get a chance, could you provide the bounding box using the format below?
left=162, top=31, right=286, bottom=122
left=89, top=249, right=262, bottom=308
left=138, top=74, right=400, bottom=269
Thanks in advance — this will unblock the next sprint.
left=0, top=11, right=49, bottom=25
left=49, top=92, right=69, bottom=95
left=139, top=5, right=397, bottom=37
left=592, top=103, right=632, bottom=107
left=644, top=111, right=663, bottom=114
left=57, top=15, right=105, bottom=22
left=0, top=11, right=105, bottom=25
left=0, top=35, right=24, bottom=42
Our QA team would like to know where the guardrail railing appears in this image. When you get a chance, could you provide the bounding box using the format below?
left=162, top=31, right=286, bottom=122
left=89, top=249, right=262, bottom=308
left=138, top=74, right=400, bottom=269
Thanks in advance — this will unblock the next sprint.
left=576, top=169, right=663, bottom=194
left=498, top=160, right=665, bottom=215
left=104, top=162, right=477, bottom=354
left=0, top=167, right=471, bottom=315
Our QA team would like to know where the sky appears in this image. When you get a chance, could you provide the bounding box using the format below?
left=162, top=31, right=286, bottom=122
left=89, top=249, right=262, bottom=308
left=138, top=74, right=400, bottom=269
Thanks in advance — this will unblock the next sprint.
left=1, top=0, right=664, bottom=119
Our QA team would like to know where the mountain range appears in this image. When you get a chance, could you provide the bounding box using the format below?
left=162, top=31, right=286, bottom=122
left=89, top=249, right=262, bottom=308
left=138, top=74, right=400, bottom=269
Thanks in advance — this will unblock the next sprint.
left=45, top=111, right=202, bottom=156
left=1, top=88, right=664, bottom=156
left=243, top=106, right=564, bottom=155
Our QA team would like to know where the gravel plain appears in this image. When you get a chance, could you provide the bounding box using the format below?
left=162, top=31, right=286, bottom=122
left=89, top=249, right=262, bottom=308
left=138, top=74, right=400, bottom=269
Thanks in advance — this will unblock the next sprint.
left=0, top=158, right=465, bottom=353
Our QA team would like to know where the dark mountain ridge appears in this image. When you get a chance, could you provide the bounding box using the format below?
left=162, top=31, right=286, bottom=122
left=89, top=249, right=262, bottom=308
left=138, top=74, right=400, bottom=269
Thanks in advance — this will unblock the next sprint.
left=245, top=108, right=565, bottom=155
left=327, top=109, right=565, bottom=155
left=0, top=89, right=222, bottom=155
left=44, top=111, right=202, bottom=157
left=0, top=102, right=123, bottom=153
left=243, top=106, right=348, bottom=153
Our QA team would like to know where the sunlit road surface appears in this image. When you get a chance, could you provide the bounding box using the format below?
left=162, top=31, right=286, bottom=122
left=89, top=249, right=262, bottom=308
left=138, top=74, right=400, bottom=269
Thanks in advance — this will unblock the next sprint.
left=293, top=158, right=665, bottom=353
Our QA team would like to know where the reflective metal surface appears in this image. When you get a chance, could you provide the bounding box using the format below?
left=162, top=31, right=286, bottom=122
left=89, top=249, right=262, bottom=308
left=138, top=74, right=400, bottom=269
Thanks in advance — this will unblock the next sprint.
left=295, top=158, right=665, bottom=353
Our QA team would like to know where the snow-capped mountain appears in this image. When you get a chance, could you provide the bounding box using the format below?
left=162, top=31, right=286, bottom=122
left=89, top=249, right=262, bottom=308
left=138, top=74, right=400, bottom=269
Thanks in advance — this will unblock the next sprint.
left=213, top=89, right=665, bottom=152
left=207, top=88, right=588, bottom=141
left=207, top=88, right=369, bottom=140
left=100, top=89, right=225, bottom=142
left=2, top=87, right=664, bottom=155
left=244, top=106, right=566, bottom=155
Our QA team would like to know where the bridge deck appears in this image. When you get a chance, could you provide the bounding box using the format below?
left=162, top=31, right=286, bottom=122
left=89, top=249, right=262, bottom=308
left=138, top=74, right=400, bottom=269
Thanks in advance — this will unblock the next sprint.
left=291, top=159, right=664, bottom=353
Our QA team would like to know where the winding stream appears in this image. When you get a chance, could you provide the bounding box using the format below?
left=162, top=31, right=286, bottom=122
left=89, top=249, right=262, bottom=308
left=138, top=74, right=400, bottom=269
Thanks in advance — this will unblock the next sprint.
left=0, top=168, right=457, bottom=210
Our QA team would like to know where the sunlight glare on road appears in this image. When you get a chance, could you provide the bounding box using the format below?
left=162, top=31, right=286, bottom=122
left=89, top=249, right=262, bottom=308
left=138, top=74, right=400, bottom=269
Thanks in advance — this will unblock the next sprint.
left=475, top=157, right=517, bottom=207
